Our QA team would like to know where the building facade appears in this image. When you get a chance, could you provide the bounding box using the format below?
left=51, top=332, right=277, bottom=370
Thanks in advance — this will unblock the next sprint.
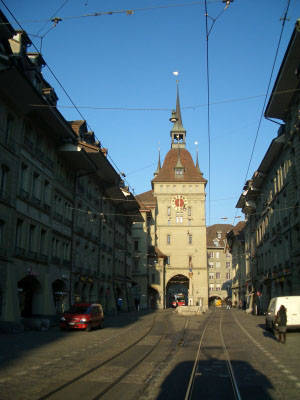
left=234, top=19, right=300, bottom=313
left=226, top=222, right=246, bottom=308
left=133, top=88, right=209, bottom=310
left=0, top=11, right=141, bottom=326
left=206, top=224, right=233, bottom=302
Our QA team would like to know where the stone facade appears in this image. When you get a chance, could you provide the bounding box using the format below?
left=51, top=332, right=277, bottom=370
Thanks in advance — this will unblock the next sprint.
left=133, top=88, right=209, bottom=310
left=234, top=19, right=300, bottom=314
left=0, top=12, right=141, bottom=324
left=226, top=222, right=246, bottom=308
left=206, top=224, right=233, bottom=301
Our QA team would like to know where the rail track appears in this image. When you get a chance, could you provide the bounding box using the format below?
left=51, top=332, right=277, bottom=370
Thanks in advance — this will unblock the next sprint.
left=184, top=309, right=242, bottom=400
left=37, top=311, right=188, bottom=400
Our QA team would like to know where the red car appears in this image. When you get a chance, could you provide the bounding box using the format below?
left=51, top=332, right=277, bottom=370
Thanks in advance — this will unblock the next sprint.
left=60, top=303, right=104, bottom=331
left=171, top=294, right=186, bottom=308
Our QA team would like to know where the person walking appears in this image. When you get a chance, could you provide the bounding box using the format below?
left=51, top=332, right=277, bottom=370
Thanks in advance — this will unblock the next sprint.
left=275, top=305, right=287, bottom=344
left=117, top=297, right=122, bottom=313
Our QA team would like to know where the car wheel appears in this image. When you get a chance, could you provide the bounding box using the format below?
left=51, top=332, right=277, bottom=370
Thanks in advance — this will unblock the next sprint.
left=265, top=320, right=270, bottom=331
left=99, top=320, right=104, bottom=329
left=86, top=323, right=92, bottom=332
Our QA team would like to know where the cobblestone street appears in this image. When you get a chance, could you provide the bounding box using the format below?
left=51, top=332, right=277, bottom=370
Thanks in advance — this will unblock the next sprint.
left=0, top=309, right=300, bottom=400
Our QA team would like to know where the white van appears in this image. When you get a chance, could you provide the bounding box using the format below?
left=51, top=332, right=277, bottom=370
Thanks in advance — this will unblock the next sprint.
left=265, top=296, right=300, bottom=331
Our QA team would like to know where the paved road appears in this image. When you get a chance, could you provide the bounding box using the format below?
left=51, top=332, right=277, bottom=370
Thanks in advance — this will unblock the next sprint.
left=0, top=309, right=299, bottom=400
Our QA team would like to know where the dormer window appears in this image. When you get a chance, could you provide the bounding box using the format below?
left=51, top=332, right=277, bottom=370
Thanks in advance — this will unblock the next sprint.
left=213, top=239, right=219, bottom=247
left=175, top=168, right=184, bottom=176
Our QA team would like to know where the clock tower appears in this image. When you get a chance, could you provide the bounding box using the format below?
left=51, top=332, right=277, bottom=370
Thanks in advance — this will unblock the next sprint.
left=135, top=86, right=208, bottom=310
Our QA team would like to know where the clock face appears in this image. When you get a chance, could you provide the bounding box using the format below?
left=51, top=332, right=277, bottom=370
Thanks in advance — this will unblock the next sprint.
left=171, top=195, right=187, bottom=211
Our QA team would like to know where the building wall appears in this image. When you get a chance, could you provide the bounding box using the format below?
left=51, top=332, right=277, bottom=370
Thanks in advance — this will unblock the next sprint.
left=207, top=247, right=232, bottom=300
left=0, top=20, right=140, bottom=323
left=153, top=182, right=208, bottom=309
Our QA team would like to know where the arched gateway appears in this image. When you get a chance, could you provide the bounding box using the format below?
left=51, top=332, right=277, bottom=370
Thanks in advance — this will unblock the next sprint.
left=166, top=274, right=189, bottom=307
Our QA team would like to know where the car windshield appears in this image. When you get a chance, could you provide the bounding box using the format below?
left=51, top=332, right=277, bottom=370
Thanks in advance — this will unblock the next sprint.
left=67, top=306, right=91, bottom=314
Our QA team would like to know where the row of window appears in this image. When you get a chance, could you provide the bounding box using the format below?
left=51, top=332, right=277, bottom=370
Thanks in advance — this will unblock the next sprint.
left=208, top=261, right=231, bottom=268
left=209, top=272, right=231, bottom=280
left=208, top=251, right=231, bottom=259
left=209, top=285, right=222, bottom=291
left=159, top=184, right=200, bottom=190
left=166, top=234, right=193, bottom=245
left=167, top=218, right=193, bottom=226
left=167, top=206, right=192, bottom=216
left=15, top=218, right=71, bottom=260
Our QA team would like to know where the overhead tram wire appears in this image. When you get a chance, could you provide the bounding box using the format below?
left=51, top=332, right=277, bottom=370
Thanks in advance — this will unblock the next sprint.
left=203, top=0, right=233, bottom=226
left=0, top=0, right=136, bottom=195
left=0, top=0, right=221, bottom=25
left=232, top=0, right=292, bottom=226
left=28, top=88, right=300, bottom=112
left=36, top=0, right=69, bottom=36
left=204, top=0, right=211, bottom=225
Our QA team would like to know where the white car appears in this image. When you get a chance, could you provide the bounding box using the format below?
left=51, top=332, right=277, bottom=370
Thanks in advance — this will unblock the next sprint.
left=265, top=296, right=300, bottom=331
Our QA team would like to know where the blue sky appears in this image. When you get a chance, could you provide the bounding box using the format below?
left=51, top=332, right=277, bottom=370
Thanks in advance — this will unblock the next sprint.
left=3, top=0, right=300, bottom=225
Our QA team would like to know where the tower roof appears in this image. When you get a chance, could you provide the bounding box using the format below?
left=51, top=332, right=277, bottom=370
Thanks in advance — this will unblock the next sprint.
left=152, top=148, right=207, bottom=183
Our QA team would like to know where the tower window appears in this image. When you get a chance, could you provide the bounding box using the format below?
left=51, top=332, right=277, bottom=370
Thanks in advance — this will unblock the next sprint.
left=167, top=234, right=171, bottom=245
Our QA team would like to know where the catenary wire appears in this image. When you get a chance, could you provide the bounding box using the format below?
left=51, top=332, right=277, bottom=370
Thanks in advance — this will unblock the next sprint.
left=36, top=0, right=69, bottom=35
left=232, top=0, right=292, bottom=226
left=27, top=87, right=300, bottom=112
left=0, top=0, right=222, bottom=25
left=203, top=0, right=233, bottom=226
left=0, top=0, right=136, bottom=195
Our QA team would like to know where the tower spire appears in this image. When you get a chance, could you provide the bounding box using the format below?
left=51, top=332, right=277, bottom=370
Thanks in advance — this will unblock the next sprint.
left=154, top=147, right=161, bottom=177
left=170, top=81, right=186, bottom=149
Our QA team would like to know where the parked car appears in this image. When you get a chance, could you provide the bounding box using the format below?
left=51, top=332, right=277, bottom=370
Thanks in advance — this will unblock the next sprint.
left=60, top=303, right=104, bottom=331
left=265, top=296, right=300, bottom=331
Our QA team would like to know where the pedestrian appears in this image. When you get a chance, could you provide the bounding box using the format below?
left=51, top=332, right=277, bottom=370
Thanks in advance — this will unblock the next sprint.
left=275, top=305, right=287, bottom=344
left=134, top=297, right=140, bottom=311
left=117, top=297, right=122, bottom=313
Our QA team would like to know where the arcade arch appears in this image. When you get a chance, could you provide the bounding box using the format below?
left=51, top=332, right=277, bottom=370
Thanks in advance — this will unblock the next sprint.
left=166, top=274, right=189, bottom=308
left=52, top=279, right=67, bottom=314
left=18, top=275, right=42, bottom=317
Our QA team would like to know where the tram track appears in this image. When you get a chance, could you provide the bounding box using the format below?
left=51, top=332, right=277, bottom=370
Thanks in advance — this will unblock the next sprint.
left=184, top=309, right=242, bottom=400
left=37, top=312, right=188, bottom=400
